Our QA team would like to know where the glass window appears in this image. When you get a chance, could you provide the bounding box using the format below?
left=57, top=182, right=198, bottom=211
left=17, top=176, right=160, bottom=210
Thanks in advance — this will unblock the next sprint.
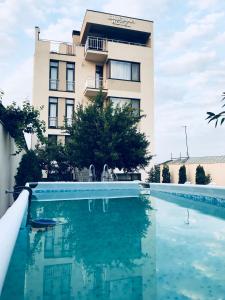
left=109, top=60, right=140, bottom=81
left=66, top=63, right=75, bottom=91
left=49, top=97, right=58, bottom=128
left=110, top=97, right=140, bottom=116
left=49, top=60, right=59, bottom=90
left=48, top=135, right=57, bottom=145
left=131, top=63, right=140, bottom=81
left=65, top=99, right=74, bottom=126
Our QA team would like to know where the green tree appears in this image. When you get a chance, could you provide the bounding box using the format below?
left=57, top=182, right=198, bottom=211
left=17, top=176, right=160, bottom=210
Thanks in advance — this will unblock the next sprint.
left=36, top=141, right=72, bottom=181
left=0, top=101, right=46, bottom=151
left=15, top=150, right=42, bottom=186
left=178, top=165, right=187, bottom=184
left=195, top=165, right=211, bottom=185
left=206, top=92, right=225, bottom=126
left=148, top=165, right=160, bottom=183
left=162, top=164, right=170, bottom=183
left=66, top=91, right=151, bottom=180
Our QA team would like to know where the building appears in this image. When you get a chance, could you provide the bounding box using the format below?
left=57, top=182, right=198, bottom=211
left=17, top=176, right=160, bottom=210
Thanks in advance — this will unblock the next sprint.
left=159, top=156, right=225, bottom=186
left=32, top=10, right=154, bottom=178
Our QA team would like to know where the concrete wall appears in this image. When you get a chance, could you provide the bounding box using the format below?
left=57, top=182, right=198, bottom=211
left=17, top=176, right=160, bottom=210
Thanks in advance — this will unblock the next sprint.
left=0, top=121, right=24, bottom=217
left=160, top=163, right=225, bottom=186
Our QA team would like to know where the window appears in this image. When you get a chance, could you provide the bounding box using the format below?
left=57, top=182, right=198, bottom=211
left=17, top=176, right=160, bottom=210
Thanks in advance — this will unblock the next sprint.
left=49, top=60, right=59, bottom=90
left=108, top=60, right=140, bottom=81
left=48, top=135, right=57, bottom=145
left=65, top=99, right=74, bottom=126
left=66, top=63, right=75, bottom=91
left=49, top=97, right=58, bottom=128
left=110, top=97, right=140, bottom=116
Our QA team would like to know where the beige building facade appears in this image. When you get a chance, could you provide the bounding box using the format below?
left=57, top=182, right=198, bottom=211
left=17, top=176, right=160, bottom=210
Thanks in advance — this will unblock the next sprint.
left=159, top=156, right=225, bottom=186
left=32, top=10, right=154, bottom=179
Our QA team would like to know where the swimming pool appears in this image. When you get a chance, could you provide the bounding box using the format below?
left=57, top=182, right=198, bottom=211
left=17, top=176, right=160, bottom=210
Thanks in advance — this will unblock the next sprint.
left=1, top=188, right=225, bottom=299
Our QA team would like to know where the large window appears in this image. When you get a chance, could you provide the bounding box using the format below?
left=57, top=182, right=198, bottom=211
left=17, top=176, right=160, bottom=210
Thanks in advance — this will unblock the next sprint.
left=110, top=97, right=140, bottom=116
left=48, top=97, right=58, bottom=128
left=49, top=60, right=59, bottom=90
left=65, top=99, right=74, bottom=126
left=66, top=63, right=75, bottom=91
left=48, top=134, right=57, bottom=145
left=108, top=60, right=140, bottom=82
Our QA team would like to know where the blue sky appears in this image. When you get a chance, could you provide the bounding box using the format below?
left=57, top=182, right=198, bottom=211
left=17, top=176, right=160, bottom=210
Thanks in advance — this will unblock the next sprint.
left=1, top=0, right=225, bottom=163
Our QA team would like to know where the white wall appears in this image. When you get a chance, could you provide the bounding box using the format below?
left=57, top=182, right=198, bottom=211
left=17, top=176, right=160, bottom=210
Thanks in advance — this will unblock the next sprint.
left=0, top=121, right=24, bottom=217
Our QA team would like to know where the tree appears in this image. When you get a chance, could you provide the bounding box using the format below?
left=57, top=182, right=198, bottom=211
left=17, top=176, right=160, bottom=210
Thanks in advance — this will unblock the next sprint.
left=0, top=101, right=46, bottom=151
left=15, top=150, right=42, bottom=187
left=148, top=165, right=160, bottom=183
left=35, top=141, right=72, bottom=181
left=206, top=92, right=225, bottom=127
left=178, top=165, right=187, bottom=184
left=66, top=91, right=151, bottom=180
left=162, top=164, right=170, bottom=183
left=195, top=165, right=211, bottom=185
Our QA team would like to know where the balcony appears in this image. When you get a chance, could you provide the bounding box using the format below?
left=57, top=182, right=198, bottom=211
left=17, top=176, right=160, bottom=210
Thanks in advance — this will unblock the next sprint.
left=49, top=79, right=59, bottom=91
left=84, top=37, right=108, bottom=62
left=84, top=77, right=108, bottom=97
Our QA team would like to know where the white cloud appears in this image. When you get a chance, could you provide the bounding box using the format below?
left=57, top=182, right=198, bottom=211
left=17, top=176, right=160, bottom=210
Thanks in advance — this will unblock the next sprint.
left=160, top=51, right=217, bottom=76
left=168, top=12, right=224, bottom=51
left=1, top=57, right=33, bottom=106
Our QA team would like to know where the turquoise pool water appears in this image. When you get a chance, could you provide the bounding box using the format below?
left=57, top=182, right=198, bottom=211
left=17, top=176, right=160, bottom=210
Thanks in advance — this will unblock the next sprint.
left=1, top=191, right=225, bottom=299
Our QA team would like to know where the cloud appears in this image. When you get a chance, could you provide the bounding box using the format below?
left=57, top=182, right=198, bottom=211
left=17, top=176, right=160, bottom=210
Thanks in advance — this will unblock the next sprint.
left=168, top=12, right=224, bottom=51
left=1, top=57, right=33, bottom=106
left=160, top=51, right=217, bottom=76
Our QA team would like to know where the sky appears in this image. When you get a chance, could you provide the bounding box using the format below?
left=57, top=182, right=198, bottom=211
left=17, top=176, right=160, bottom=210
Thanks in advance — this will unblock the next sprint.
left=1, top=0, right=225, bottom=163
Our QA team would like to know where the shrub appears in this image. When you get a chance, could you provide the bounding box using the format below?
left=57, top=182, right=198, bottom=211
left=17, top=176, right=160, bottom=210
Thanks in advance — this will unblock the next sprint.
left=15, top=150, right=42, bottom=187
left=148, top=165, right=160, bottom=182
left=162, top=164, right=170, bottom=183
left=195, top=165, right=211, bottom=185
left=178, top=165, right=187, bottom=184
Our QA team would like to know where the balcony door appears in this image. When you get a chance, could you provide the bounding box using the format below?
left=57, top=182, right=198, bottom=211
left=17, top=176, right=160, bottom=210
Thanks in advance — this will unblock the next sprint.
left=95, top=65, right=103, bottom=89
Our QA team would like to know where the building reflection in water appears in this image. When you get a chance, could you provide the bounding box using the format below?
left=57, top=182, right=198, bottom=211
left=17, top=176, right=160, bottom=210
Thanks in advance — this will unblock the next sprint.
left=24, top=196, right=156, bottom=300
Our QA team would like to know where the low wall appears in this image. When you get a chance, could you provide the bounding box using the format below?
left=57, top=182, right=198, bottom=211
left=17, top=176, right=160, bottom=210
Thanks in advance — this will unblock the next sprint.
left=0, top=121, right=24, bottom=217
left=150, top=183, right=225, bottom=205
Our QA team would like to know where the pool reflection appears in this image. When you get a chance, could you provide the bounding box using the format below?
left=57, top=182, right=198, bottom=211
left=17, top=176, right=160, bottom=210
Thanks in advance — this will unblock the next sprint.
left=24, top=196, right=155, bottom=300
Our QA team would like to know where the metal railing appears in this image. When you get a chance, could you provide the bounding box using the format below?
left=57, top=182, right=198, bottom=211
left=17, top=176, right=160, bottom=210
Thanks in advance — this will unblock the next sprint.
left=49, top=79, right=59, bottom=90
left=48, top=117, right=58, bottom=128
left=66, top=81, right=75, bottom=92
left=85, top=36, right=107, bottom=52
left=49, top=40, right=74, bottom=55
left=84, top=36, right=148, bottom=49
left=85, top=77, right=104, bottom=89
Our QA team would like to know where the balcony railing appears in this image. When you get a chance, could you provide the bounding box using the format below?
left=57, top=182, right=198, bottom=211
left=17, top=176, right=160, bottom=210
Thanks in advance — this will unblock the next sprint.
left=49, top=41, right=74, bottom=55
left=85, top=37, right=107, bottom=53
left=85, top=77, right=104, bottom=89
left=49, top=79, right=59, bottom=90
left=48, top=117, right=58, bottom=128
left=66, top=81, right=75, bottom=92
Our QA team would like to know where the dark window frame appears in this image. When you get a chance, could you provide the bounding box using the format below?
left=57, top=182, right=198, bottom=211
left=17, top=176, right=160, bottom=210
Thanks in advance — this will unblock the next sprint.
left=65, top=98, right=74, bottom=126
left=49, top=60, right=59, bottom=91
left=48, top=134, right=58, bottom=145
left=66, top=62, right=75, bottom=92
left=48, top=97, right=58, bottom=128
left=107, top=59, right=140, bottom=82
left=109, top=96, right=141, bottom=116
